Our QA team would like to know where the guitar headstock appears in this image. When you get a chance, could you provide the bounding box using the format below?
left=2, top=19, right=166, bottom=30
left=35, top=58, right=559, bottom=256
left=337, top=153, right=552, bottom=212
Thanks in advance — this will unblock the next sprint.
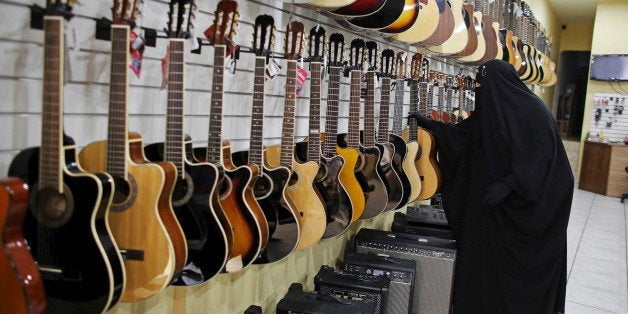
left=328, top=33, right=345, bottom=67
left=395, top=52, right=407, bottom=79
left=380, top=49, right=395, bottom=78
left=349, top=38, right=365, bottom=71
left=284, top=21, right=305, bottom=61
left=209, top=0, right=239, bottom=45
left=456, top=74, right=466, bottom=91
left=445, top=74, right=455, bottom=89
left=252, top=14, right=275, bottom=58
left=410, top=53, right=423, bottom=80
left=308, top=26, right=326, bottom=62
left=466, top=75, right=475, bottom=90
left=421, top=58, right=430, bottom=82
left=365, top=41, right=378, bottom=71
left=112, top=0, right=142, bottom=26
left=436, top=72, right=446, bottom=87
left=46, top=0, right=77, bottom=18
left=167, top=0, right=197, bottom=38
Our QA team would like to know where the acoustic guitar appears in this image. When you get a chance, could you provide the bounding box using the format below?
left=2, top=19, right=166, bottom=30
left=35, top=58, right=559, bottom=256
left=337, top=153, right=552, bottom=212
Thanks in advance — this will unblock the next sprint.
left=427, top=0, right=469, bottom=55
left=307, top=0, right=357, bottom=8
left=78, top=0, right=178, bottom=302
left=391, top=52, right=421, bottom=203
left=452, top=74, right=470, bottom=121
left=450, top=2, right=479, bottom=57
left=391, top=0, right=440, bottom=43
left=488, top=0, right=504, bottom=61
left=473, top=0, right=499, bottom=65
left=195, top=1, right=268, bottom=271
left=0, top=178, right=46, bottom=314
left=326, top=34, right=366, bottom=223
left=429, top=70, right=442, bottom=121
left=9, top=5, right=125, bottom=311
left=339, top=39, right=389, bottom=219
left=402, top=56, right=442, bottom=200
left=294, top=28, right=354, bottom=239
left=330, top=0, right=387, bottom=17
left=347, top=0, right=406, bottom=30
left=456, top=4, right=487, bottom=63
left=377, top=49, right=413, bottom=208
left=420, top=0, right=455, bottom=46
left=268, top=25, right=327, bottom=251
left=380, top=0, right=420, bottom=33
left=511, top=0, right=527, bottom=75
left=143, top=0, right=230, bottom=285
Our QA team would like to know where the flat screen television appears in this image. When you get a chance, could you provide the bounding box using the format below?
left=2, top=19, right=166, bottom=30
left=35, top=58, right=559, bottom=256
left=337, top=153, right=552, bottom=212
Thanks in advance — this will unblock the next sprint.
left=590, top=54, right=628, bottom=81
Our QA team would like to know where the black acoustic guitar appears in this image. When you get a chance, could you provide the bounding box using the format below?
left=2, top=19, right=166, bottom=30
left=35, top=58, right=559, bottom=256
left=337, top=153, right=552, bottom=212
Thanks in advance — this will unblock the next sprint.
left=144, top=0, right=228, bottom=285
left=8, top=4, right=124, bottom=312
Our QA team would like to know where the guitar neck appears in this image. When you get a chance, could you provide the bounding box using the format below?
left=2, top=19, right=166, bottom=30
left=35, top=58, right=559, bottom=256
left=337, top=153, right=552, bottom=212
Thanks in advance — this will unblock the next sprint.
left=41, top=16, right=64, bottom=192
left=249, top=56, right=266, bottom=166
left=207, top=45, right=226, bottom=164
left=165, top=39, right=186, bottom=177
left=377, top=76, right=392, bottom=143
left=279, top=60, right=298, bottom=166
left=307, top=62, right=322, bottom=162
left=106, top=24, right=130, bottom=179
left=408, top=80, right=419, bottom=141
left=347, top=69, right=362, bottom=149
left=363, top=71, right=376, bottom=147
left=323, top=66, right=342, bottom=158
left=391, top=78, right=405, bottom=136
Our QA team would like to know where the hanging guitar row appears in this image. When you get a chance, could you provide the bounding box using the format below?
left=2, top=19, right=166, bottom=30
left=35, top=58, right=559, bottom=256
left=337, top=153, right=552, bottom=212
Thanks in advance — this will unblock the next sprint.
left=1, top=0, right=480, bottom=313
left=291, top=0, right=557, bottom=86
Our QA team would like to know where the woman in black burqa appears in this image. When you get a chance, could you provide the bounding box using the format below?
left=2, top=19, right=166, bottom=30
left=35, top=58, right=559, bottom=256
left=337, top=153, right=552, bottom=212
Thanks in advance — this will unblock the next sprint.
left=409, top=59, right=573, bottom=313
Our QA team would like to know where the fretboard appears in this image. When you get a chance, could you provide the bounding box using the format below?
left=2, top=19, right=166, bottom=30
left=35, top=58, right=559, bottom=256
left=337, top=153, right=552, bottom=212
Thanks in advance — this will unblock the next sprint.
left=165, top=39, right=186, bottom=177
left=420, top=81, right=430, bottom=116
left=307, top=62, right=322, bottom=162
left=392, top=78, right=405, bottom=135
left=280, top=60, right=298, bottom=166
left=106, top=25, right=130, bottom=179
left=363, top=71, right=376, bottom=147
left=249, top=56, right=266, bottom=166
left=40, top=16, right=64, bottom=192
left=408, top=81, right=419, bottom=142
left=377, top=76, right=392, bottom=142
left=436, top=85, right=444, bottom=114
left=347, top=69, right=362, bottom=149
left=445, top=88, right=453, bottom=113
left=323, top=66, right=342, bottom=158
left=207, top=45, right=226, bottom=164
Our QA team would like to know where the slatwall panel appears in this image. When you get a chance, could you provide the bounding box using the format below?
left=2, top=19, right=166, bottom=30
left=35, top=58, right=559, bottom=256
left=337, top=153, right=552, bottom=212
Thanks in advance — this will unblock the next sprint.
left=0, top=0, right=477, bottom=176
left=588, top=92, right=628, bottom=142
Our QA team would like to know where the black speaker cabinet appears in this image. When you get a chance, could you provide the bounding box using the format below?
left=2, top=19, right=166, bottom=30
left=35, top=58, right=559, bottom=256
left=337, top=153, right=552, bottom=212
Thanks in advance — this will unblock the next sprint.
left=344, top=252, right=416, bottom=314
left=355, top=228, right=457, bottom=314
left=314, top=265, right=390, bottom=314
left=392, top=212, right=456, bottom=240
left=276, top=283, right=376, bottom=314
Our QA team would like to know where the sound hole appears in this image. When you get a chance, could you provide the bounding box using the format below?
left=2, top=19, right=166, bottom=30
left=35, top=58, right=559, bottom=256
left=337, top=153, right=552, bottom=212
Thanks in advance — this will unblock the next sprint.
left=29, top=183, right=74, bottom=228
left=110, top=175, right=137, bottom=212
left=172, top=172, right=194, bottom=207
left=254, top=172, right=274, bottom=199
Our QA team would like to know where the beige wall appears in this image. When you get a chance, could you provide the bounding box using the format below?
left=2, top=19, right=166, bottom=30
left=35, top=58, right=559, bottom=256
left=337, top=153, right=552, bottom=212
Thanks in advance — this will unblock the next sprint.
left=577, top=0, right=628, bottom=175
left=559, top=22, right=594, bottom=52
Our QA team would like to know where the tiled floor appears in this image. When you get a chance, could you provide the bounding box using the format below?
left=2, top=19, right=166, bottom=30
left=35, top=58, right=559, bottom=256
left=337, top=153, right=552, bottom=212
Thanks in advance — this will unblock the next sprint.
left=565, top=189, right=628, bottom=313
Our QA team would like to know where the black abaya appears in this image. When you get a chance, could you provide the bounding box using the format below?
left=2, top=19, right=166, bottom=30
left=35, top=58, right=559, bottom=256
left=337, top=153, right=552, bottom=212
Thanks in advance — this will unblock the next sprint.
left=414, top=60, right=573, bottom=314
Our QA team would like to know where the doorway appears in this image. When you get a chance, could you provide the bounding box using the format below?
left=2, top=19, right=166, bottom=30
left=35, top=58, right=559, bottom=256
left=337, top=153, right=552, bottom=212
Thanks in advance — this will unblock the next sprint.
left=554, top=50, right=591, bottom=140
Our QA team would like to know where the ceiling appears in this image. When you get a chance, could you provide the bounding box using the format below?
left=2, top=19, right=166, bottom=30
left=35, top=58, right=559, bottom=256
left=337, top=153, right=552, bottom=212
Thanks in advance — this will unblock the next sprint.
left=546, top=0, right=598, bottom=24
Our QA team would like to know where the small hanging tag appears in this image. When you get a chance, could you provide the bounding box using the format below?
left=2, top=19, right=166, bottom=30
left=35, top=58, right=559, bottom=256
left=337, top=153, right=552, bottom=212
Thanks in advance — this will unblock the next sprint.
left=295, top=64, right=309, bottom=98
left=227, top=53, right=237, bottom=74
left=401, top=52, right=408, bottom=61
left=187, top=34, right=200, bottom=51
left=161, top=46, right=170, bottom=90
left=129, top=30, right=145, bottom=78
left=266, top=57, right=281, bottom=80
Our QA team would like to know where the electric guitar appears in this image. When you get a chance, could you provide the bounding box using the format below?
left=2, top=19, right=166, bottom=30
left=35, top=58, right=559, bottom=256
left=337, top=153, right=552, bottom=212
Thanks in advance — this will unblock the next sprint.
left=339, top=39, right=389, bottom=219
left=326, top=34, right=366, bottom=223
left=391, top=52, right=422, bottom=203
left=266, top=24, right=327, bottom=251
left=0, top=178, right=46, bottom=314
left=195, top=0, right=268, bottom=271
left=377, top=49, right=413, bottom=208
left=143, top=0, right=229, bottom=285
left=9, top=2, right=125, bottom=310
left=295, top=28, right=353, bottom=239
left=254, top=21, right=307, bottom=262
left=403, top=55, right=442, bottom=200
left=78, top=0, right=178, bottom=302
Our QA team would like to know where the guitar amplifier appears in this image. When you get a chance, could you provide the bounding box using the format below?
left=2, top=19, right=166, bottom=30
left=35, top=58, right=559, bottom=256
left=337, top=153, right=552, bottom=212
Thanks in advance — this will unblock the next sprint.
left=355, top=228, right=457, bottom=314
left=343, top=253, right=416, bottom=314
left=277, top=283, right=376, bottom=314
left=405, top=205, right=449, bottom=227
left=314, top=265, right=390, bottom=314
left=392, top=212, right=456, bottom=240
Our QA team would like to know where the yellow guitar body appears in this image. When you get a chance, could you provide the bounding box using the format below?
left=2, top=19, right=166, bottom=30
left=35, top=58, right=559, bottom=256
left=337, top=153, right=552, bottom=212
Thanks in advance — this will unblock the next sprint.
left=458, top=12, right=486, bottom=63
left=403, top=141, right=422, bottom=203
left=401, top=128, right=441, bottom=200
left=392, top=0, right=439, bottom=43
left=335, top=147, right=366, bottom=222
left=264, top=145, right=323, bottom=250
left=79, top=135, right=176, bottom=302
left=428, top=0, right=468, bottom=55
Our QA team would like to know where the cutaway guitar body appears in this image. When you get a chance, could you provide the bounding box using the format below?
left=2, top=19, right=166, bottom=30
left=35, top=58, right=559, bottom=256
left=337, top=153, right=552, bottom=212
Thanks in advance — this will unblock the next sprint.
left=398, top=139, right=422, bottom=202
left=380, top=0, right=420, bottom=33
left=514, top=35, right=527, bottom=75
left=420, top=0, right=455, bottom=46
left=333, top=147, right=366, bottom=222
left=387, top=134, right=413, bottom=207
left=1, top=177, right=46, bottom=314
left=401, top=128, right=442, bottom=199
left=78, top=135, right=176, bottom=302
left=392, top=0, right=440, bottom=43
left=374, top=140, right=404, bottom=211
left=457, top=11, right=486, bottom=63
left=451, top=3, right=478, bottom=57
left=428, top=0, right=468, bottom=55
